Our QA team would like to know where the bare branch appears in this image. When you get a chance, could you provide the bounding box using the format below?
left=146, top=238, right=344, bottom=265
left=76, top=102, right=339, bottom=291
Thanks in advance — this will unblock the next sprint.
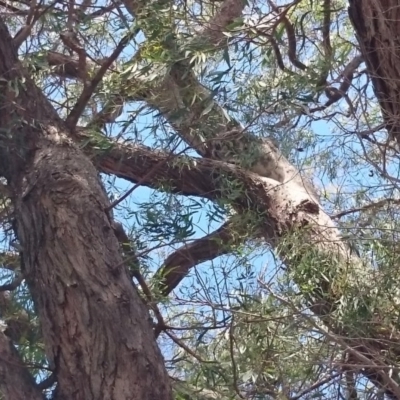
left=73, top=130, right=219, bottom=198
left=13, top=0, right=59, bottom=49
left=289, top=372, right=342, bottom=400
left=65, top=31, right=134, bottom=129
left=324, top=55, right=364, bottom=107
left=87, top=1, right=122, bottom=18
left=112, top=220, right=149, bottom=291
left=12, top=0, right=37, bottom=49
left=315, top=0, right=333, bottom=88
left=164, top=330, right=209, bottom=363
left=112, top=220, right=168, bottom=335
left=37, top=373, right=56, bottom=390
left=331, top=198, right=400, bottom=219
left=268, top=0, right=306, bottom=70
left=0, top=0, right=25, bottom=14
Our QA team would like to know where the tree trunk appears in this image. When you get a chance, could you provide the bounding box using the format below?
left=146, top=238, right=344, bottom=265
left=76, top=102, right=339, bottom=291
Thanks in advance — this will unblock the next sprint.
left=348, top=0, right=400, bottom=142
left=0, top=20, right=172, bottom=400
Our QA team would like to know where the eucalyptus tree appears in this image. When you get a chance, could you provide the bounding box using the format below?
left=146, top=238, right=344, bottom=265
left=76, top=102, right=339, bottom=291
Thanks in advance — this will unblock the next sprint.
left=0, top=0, right=400, bottom=399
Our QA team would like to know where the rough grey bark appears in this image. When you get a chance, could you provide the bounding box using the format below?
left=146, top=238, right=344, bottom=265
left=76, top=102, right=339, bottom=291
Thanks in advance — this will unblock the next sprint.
left=0, top=20, right=172, bottom=400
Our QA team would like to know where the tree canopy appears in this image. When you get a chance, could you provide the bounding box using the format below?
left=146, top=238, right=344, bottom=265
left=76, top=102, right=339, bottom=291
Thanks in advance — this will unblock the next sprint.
left=1, top=0, right=400, bottom=399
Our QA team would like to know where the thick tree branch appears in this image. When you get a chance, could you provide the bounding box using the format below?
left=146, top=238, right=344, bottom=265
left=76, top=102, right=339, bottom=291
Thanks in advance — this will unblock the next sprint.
left=74, top=130, right=220, bottom=198
left=74, top=129, right=318, bottom=221
left=323, top=55, right=363, bottom=107
left=45, top=51, right=87, bottom=80
left=268, top=0, right=307, bottom=71
left=156, top=221, right=245, bottom=296
left=315, top=0, right=332, bottom=88
left=0, top=331, right=44, bottom=400
left=76, top=131, right=339, bottom=257
left=72, top=130, right=336, bottom=256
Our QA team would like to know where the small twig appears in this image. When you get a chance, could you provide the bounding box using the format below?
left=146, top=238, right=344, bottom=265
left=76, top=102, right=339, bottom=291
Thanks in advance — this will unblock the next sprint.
left=0, top=0, right=24, bottom=13
left=331, top=198, right=400, bottom=219
left=289, top=372, right=342, bottom=400
left=0, top=274, right=23, bottom=291
left=229, top=316, right=244, bottom=398
left=13, top=0, right=58, bottom=49
left=258, top=280, right=400, bottom=400
left=164, top=330, right=211, bottom=363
